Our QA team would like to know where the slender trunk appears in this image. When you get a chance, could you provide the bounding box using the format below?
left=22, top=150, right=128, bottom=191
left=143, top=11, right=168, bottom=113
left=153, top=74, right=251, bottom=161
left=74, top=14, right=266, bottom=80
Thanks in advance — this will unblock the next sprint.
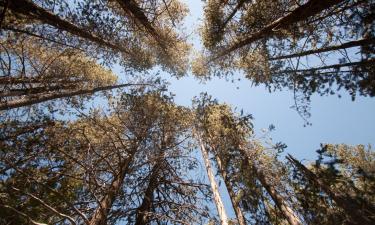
left=278, top=58, right=375, bottom=73
left=198, top=136, right=229, bottom=225
left=215, top=154, right=247, bottom=225
left=89, top=150, right=137, bottom=225
left=213, top=0, right=344, bottom=60
left=220, top=0, right=247, bottom=31
left=134, top=156, right=164, bottom=225
left=6, top=0, right=130, bottom=54
left=270, top=37, right=375, bottom=60
left=287, top=154, right=375, bottom=225
left=0, top=83, right=145, bottom=110
left=254, top=169, right=302, bottom=225
left=240, top=149, right=302, bottom=225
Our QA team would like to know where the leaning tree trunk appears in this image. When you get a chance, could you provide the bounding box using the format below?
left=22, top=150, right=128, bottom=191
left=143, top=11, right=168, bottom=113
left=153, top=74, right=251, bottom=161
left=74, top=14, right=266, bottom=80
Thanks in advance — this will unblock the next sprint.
left=0, top=83, right=144, bottom=110
left=215, top=153, right=247, bottom=225
left=198, top=136, right=229, bottom=225
left=240, top=148, right=302, bottom=225
left=5, top=0, right=130, bottom=54
left=287, top=154, right=375, bottom=225
left=89, top=149, right=138, bottom=225
left=254, top=169, right=302, bottom=225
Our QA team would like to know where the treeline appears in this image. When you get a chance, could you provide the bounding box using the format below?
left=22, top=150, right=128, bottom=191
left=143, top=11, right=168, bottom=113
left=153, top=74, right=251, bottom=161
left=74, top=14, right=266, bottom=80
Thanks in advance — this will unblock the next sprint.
left=0, top=0, right=374, bottom=224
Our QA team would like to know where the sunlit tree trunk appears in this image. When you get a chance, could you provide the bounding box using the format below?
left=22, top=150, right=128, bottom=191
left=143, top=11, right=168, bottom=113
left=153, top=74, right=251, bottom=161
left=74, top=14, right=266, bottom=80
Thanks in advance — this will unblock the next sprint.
left=198, top=136, right=229, bottom=225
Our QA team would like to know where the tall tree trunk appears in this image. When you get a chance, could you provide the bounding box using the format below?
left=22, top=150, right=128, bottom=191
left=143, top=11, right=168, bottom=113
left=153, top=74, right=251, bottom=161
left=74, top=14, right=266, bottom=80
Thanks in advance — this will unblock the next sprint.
left=134, top=154, right=165, bottom=225
left=254, top=169, right=302, bottom=225
left=6, top=0, right=130, bottom=54
left=0, top=76, right=83, bottom=85
left=270, top=37, right=375, bottom=60
left=213, top=0, right=344, bottom=60
left=89, top=150, right=137, bottom=225
left=197, top=136, right=229, bottom=225
left=287, top=154, right=375, bottom=225
left=0, top=84, right=78, bottom=98
left=240, top=148, right=302, bottom=225
left=215, top=153, right=247, bottom=225
left=0, top=83, right=144, bottom=110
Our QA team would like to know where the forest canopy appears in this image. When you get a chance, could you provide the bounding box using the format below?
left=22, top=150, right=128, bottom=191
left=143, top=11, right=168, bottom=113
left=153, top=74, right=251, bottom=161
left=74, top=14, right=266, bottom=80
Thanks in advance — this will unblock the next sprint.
left=0, top=0, right=374, bottom=225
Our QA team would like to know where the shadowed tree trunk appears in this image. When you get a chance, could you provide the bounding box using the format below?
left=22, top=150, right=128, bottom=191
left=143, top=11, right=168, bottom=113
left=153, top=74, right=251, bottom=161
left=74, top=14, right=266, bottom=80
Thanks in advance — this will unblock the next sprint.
left=0, top=83, right=144, bottom=110
left=0, top=84, right=79, bottom=98
left=287, top=154, right=375, bottom=225
left=214, top=153, right=247, bottom=225
left=270, top=37, right=375, bottom=60
left=5, top=0, right=130, bottom=54
left=240, top=148, right=302, bottom=225
left=277, top=58, right=375, bottom=73
left=89, top=148, right=138, bottom=225
left=134, top=153, right=165, bottom=225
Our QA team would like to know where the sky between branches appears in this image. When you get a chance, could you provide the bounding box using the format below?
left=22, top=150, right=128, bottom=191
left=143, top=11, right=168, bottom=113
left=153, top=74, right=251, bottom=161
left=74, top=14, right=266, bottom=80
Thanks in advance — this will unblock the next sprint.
left=164, top=0, right=375, bottom=160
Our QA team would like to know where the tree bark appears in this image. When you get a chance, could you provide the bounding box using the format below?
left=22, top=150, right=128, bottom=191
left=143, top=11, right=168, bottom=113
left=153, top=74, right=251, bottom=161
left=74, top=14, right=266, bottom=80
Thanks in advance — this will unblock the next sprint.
left=270, top=37, right=375, bottom=60
left=198, top=136, right=229, bottom=225
left=89, top=149, right=137, bottom=225
left=0, top=83, right=145, bottom=110
left=239, top=148, right=302, bottom=225
left=215, top=154, right=247, bottom=225
left=0, top=84, right=78, bottom=98
left=134, top=156, right=164, bottom=225
left=287, top=154, right=375, bottom=225
left=6, top=0, right=130, bottom=54
left=213, top=0, right=345, bottom=60
left=254, top=169, right=302, bottom=225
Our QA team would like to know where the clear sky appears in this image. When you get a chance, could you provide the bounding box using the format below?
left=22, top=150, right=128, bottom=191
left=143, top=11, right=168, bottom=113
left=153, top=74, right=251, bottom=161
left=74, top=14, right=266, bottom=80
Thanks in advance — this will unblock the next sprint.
left=166, top=0, right=375, bottom=161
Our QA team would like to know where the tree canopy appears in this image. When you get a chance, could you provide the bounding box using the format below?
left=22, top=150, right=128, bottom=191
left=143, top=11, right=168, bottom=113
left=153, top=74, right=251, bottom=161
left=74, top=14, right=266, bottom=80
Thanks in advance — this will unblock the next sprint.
left=0, top=0, right=374, bottom=224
